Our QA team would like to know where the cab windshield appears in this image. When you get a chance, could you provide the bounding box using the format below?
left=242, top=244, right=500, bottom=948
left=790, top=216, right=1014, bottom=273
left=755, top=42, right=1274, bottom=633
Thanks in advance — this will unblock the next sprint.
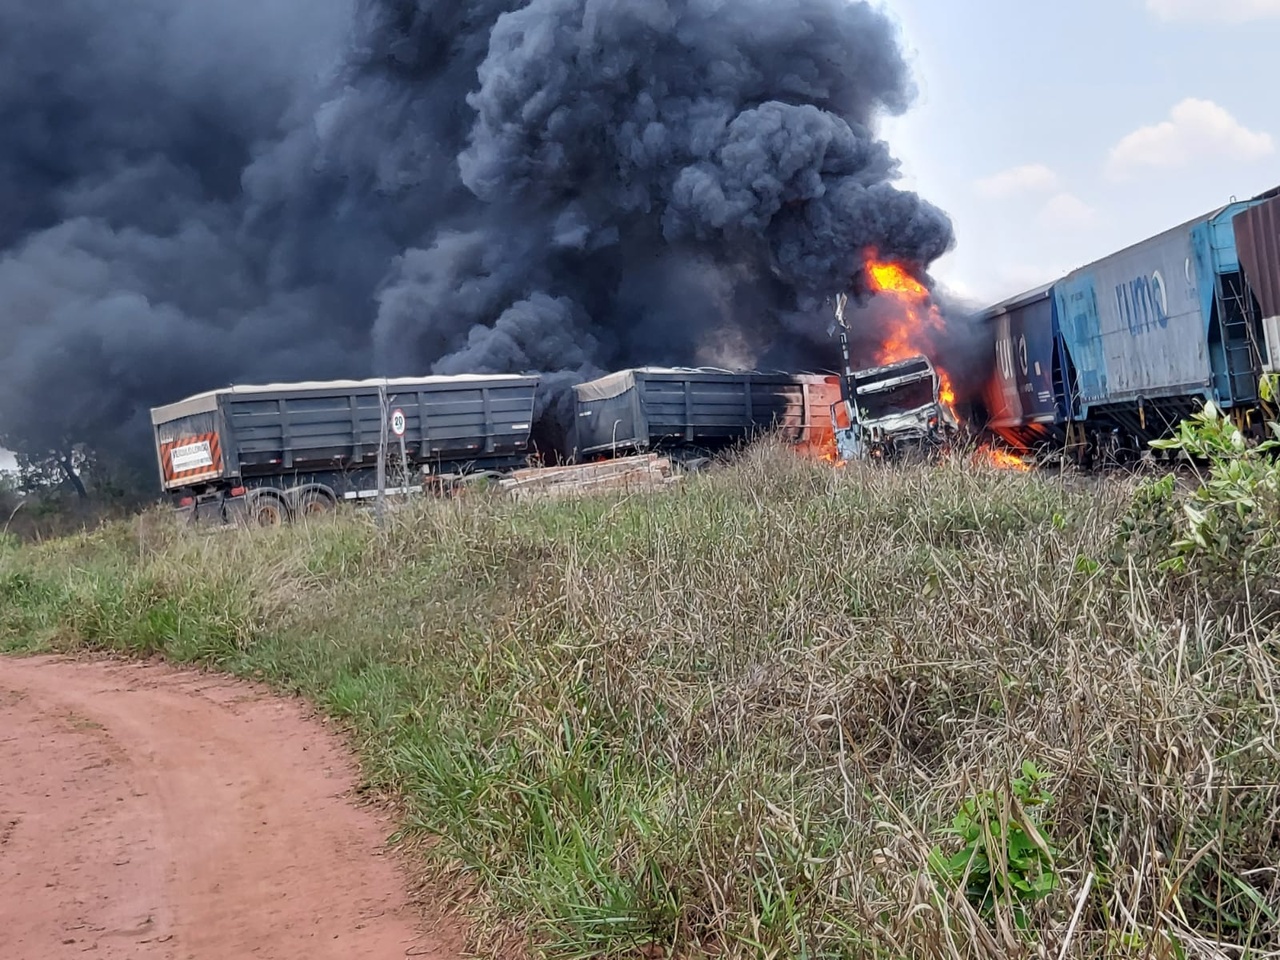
left=855, top=376, right=935, bottom=420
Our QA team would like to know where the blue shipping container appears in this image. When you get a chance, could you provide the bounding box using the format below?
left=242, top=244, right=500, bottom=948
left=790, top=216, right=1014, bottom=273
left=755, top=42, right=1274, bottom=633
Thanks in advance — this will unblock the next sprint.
left=1055, top=219, right=1214, bottom=410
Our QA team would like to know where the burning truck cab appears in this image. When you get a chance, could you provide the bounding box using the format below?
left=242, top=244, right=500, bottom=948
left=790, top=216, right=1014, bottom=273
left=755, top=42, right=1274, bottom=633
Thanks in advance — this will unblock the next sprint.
left=834, top=354, right=961, bottom=462
left=827, top=275, right=963, bottom=462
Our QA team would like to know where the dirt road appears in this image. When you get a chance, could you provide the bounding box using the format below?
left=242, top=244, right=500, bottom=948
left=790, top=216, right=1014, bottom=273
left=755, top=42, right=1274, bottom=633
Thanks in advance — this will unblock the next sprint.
left=0, top=655, right=463, bottom=960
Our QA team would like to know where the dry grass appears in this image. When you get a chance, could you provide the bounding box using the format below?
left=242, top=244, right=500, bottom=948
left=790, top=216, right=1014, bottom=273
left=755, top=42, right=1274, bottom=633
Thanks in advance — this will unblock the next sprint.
left=2, top=441, right=1278, bottom=959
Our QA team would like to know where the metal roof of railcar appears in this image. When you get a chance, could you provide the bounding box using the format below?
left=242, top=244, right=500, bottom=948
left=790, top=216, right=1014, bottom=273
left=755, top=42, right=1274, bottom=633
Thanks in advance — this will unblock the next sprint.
left=979, top=281, right=1056, bottom=321
left=1058, top=187, right=1278, bottom=281
left=975, top=186, right=1280, bottom=321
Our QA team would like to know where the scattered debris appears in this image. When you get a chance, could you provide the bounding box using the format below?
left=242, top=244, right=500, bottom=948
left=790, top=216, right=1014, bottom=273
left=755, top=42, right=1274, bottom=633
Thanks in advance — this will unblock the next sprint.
left=498, top=453, right=679, bottom=501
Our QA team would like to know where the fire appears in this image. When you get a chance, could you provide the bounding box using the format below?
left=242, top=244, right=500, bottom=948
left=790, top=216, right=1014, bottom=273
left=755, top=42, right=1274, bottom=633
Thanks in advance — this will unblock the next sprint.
left=797, top=432, right=846, bottom=467
left=802, top=419, right=848, bottom=468
left=978, top=446, right=1032, bottom=472
left=864, top=254, right=958, bottom=417
left=800, top=429, right=836, bottom=462
left=818, top=445, right=847, bottom=468
left=792, top=378, right=848, bottom=467
left=867, top=261, right=930, bottom=299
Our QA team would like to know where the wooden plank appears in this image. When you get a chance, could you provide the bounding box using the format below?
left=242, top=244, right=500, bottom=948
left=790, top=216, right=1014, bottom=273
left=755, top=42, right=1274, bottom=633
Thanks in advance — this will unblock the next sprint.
left=504, top=473, right=682, bottom=502
left=502, top=456, right=670, bottom=489
left=498, top=455, right=678, bottom=501
left=507, top=453, right=661, bottom=481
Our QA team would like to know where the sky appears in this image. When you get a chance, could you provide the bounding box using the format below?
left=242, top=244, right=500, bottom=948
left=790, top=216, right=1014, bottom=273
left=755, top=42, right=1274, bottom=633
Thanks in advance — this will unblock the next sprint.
left=877, top=0, right=1280, bottom=307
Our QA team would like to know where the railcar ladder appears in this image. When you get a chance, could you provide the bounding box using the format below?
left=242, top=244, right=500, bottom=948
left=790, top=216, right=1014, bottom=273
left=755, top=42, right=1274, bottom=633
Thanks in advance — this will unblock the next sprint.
left=1218, top=272, right=1261, bottom=405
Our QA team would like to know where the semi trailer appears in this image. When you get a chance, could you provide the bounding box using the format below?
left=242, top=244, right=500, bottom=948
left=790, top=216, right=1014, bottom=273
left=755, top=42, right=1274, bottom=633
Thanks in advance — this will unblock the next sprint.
left=151, top=366, right=853, bottom=526
left=571, top=366, right=842, bottom=463
left=150, top=374, right=540, bottom=524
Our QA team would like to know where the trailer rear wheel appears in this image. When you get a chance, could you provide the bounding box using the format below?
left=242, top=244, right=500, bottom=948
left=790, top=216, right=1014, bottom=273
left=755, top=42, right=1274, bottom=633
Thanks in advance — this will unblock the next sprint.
left=248, top=491, right=290, bottom=528
left=295, top=490, right=336, bottom=518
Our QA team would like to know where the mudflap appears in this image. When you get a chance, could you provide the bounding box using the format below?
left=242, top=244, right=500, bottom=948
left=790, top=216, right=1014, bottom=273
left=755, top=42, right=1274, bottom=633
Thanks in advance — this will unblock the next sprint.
left=220, top=495, right=251, bottom=526
left=174, top=493, right=247, bottom=528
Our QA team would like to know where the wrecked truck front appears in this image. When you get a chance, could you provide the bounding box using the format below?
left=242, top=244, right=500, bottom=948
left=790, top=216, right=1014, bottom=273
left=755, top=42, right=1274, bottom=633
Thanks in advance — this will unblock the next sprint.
left=834, top=356, right=958, bottom=461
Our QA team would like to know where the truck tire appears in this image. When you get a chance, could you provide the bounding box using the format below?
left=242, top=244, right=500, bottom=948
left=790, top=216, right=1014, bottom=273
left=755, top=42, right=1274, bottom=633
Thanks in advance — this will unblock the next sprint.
left=294, top=489, right=336, bottom=518
left=247, top=490, right=290, bottom=527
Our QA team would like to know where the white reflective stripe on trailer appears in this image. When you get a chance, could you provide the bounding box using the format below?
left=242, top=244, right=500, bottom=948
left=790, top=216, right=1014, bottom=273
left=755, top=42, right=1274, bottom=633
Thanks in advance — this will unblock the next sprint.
left=340, top=485, right=422, bottom=500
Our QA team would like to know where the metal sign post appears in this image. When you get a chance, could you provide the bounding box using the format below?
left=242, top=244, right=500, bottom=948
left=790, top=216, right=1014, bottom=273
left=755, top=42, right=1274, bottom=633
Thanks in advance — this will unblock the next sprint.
left=390, top=407, right=407, bottom=488
left=829, top=291, right=869, bottom=462
left=376, top=385, right=388, bottom=525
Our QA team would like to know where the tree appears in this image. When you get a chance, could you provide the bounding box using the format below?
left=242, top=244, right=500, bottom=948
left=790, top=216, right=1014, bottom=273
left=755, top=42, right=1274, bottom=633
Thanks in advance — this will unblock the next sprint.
left=13, top=446, right=92, bottom=500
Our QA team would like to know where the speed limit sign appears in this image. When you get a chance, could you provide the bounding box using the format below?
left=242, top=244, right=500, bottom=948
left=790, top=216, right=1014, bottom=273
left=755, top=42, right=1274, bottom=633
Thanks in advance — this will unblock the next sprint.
left=389, top=408, right=407, bottom=438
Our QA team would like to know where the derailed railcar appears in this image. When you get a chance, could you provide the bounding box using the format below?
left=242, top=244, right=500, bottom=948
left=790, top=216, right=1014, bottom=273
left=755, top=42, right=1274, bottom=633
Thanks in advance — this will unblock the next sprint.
left=151, top=374, right=539, bottom=524
left=979, top=282, right=1071, bottom=453
left=571, top=367, right=841, bottom=461
left=1054, top=198, right=1271, bottom=443
left=960, top=187, right=1280, bottom=464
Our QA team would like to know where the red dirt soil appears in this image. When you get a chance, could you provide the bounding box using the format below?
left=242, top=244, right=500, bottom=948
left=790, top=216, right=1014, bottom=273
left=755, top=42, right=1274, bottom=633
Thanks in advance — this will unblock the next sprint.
left=0, top=655, right=465, bottom=960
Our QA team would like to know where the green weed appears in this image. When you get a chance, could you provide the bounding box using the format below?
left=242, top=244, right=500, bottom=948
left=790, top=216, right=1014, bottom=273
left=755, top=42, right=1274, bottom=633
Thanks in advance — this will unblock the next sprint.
left=928, top=760, right=1059, bottom=930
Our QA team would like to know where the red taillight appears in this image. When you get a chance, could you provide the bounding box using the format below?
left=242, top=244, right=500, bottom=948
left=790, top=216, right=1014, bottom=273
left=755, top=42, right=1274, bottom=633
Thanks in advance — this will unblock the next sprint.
left=229, top=486, right=247, bottom=498
left=178, top=497, right=194, bottom=507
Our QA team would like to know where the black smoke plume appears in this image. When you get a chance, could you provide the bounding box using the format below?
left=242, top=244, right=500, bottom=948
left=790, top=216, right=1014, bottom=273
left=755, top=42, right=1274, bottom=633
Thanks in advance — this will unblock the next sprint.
left=0, top=0, right=954, bottom=478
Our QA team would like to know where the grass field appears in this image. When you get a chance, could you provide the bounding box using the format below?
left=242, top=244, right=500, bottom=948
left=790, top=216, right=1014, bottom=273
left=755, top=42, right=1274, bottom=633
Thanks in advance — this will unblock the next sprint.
left=2, top=442, right=1278, bottom=959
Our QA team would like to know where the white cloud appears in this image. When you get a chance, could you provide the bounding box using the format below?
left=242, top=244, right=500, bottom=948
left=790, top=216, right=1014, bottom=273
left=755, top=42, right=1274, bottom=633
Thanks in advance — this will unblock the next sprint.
left=1146, top=0, right=1280, bottom=21
left=0, top=449, right=15, bottom=473
left=973, top=163, right=1060, bottom=199
left=1107, top=98, right=1274, bottom=179
left=1038, top=192, right=1100, bottom=229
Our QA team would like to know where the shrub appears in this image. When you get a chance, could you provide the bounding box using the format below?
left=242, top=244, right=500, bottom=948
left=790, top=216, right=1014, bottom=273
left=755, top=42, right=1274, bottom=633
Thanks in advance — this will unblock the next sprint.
left=1147, top=401, right=1280, bottom=573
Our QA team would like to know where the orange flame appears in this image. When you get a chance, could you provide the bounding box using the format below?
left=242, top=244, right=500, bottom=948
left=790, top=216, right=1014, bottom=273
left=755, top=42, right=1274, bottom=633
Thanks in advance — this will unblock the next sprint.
left=867, top=261, right=929, bottom=300
left=792, top=377, right=848, bottom=467
left=797, top=430, right=846, bottom=468
left=864, top=255, right=958, bottom=417
left=977, top=446, right=1031, bottom=472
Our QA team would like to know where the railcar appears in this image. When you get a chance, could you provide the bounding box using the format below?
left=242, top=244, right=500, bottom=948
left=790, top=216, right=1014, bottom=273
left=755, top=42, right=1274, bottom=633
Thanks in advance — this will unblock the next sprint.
left=976, top=186, right=1280, bottom=463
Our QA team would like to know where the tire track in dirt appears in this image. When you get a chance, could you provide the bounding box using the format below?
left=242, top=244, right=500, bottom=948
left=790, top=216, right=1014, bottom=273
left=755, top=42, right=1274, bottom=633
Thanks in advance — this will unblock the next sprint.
left=0, top=655, right=464, bottom=960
